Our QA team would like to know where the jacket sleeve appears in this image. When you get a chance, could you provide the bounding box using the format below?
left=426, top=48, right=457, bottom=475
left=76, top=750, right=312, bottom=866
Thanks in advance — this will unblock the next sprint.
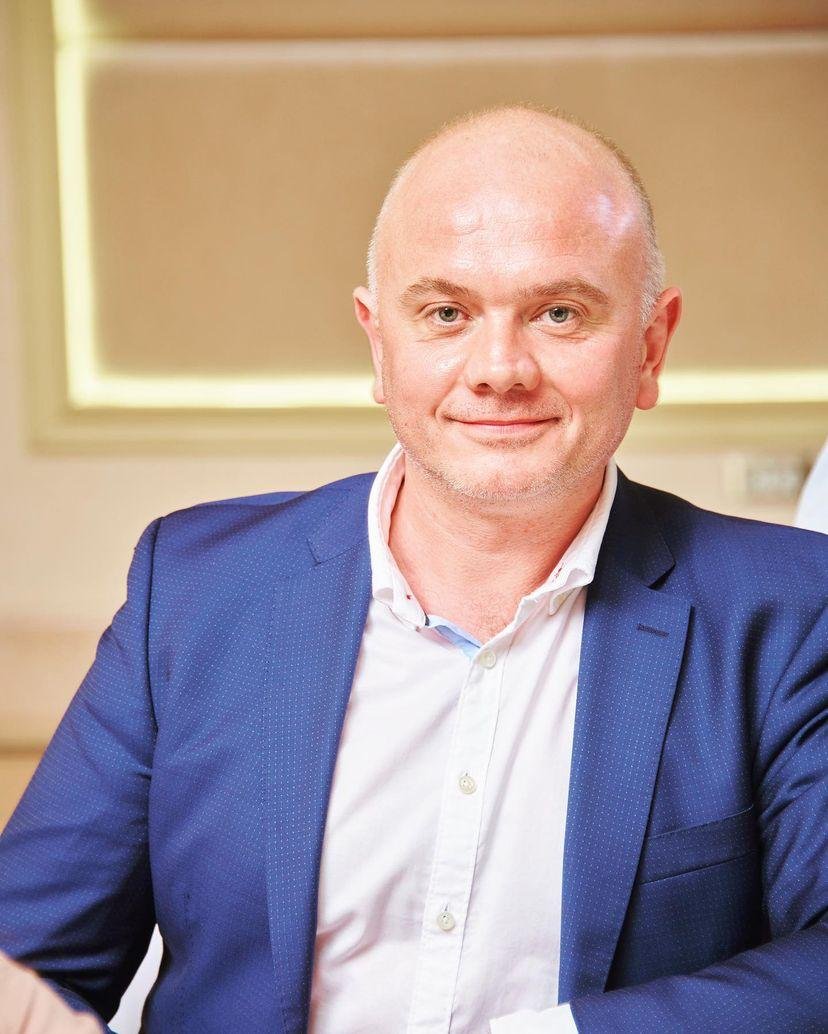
left=570, top=604, right=828, bottom=1033
left=0, top=520, right=162, bottom=1025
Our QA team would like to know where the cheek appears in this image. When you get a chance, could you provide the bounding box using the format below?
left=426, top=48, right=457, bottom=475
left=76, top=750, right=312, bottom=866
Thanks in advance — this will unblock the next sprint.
left=550, top=359, right=613, bottom=407
left=384, top=348, right=459, bottom=410
left=434, top=350, right=465, bottom=377
left=570, top=341, right=640, bottom=401
left=550, top=343, right=640, bottom=415
left=383, top=360, right=435, bottom=425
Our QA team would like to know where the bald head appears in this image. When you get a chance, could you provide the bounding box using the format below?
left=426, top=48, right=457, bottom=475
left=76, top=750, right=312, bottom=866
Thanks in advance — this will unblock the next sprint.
left=366, top=106, right=664, bottom=323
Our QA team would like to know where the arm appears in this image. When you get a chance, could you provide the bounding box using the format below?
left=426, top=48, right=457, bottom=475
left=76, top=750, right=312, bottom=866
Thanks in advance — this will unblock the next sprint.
left=574, top=604, right=828, bottom=1032
left=569, top=923, right=828, bottom=1032
left=0, top=521, right=162, bottom=1025
left=497, top=602, right=828, bottom=1033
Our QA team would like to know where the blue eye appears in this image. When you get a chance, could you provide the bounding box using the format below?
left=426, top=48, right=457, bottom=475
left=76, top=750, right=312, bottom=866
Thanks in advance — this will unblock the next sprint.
left=436, top=306, right=461, bottom=323
left=546, top=306, right=573, bottom=324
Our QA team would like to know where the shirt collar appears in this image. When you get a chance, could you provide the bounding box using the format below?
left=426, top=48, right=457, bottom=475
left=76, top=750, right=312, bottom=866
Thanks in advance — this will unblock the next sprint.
left=367, top=442, right=617, bottom=626
left=367, top=443, right=425, bottom=627
left=534, top=459, right=617, bottom=614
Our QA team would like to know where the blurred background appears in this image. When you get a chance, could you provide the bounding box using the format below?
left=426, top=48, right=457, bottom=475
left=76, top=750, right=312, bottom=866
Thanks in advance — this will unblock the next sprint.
left=1, top=1, right=826, bottom=829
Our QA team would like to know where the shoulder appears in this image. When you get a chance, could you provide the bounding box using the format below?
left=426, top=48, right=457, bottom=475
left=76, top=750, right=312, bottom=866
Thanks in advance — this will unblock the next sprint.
left=142, top=472, right=376, bottom=571
left=623, top=475, right=828, bottom=606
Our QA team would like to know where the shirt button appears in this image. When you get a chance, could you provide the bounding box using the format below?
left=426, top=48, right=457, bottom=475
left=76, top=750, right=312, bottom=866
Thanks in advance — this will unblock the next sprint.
left=437, top=910, right=456, bottom=932
left=458, top=773, right=477, bottom=795
left=478, top=648, right=497, bottom=669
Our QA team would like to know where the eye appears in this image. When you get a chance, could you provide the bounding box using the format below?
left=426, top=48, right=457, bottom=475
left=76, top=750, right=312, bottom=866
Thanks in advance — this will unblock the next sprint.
left=434, top=306, right=461, bottom=323
left=545, top=306, right=574, bottom=324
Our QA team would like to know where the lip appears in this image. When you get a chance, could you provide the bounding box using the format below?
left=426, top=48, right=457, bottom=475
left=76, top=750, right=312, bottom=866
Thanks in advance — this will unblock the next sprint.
left=452, top=417, right=558, bottom=437
left=460, top=419, right=549, bottom=425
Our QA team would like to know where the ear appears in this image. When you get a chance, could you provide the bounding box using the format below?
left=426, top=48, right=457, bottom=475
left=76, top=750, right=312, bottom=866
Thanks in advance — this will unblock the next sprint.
left=636, top=287, right=682, bottom=410
left=353, top=286, right=386, bottom=404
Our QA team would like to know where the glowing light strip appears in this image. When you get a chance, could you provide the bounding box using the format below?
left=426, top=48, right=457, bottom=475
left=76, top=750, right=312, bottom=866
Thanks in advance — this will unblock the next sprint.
left=52, top=23, right=828, bottom=413
left=658, top=369, right=828, bottom=406
left=53, top=0, right=86, bottom=42
left=71, top=372, right=376, bottom=409
left=61, top=368, right=828, bottom=410
left=55, top=38, right=98, bottom=406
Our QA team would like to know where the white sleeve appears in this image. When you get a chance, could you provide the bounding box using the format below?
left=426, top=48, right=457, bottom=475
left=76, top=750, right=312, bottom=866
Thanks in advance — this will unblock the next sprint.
left=489, top=1003, right=578, bottom=1033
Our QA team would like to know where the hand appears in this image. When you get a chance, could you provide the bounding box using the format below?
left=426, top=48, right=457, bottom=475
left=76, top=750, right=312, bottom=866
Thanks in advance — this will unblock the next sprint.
left=0, top=951, right=103, bottom=1034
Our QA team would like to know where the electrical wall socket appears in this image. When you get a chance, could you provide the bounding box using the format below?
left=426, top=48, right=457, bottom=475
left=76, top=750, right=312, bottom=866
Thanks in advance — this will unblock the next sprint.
left=723, top=454, right=809, bottom=503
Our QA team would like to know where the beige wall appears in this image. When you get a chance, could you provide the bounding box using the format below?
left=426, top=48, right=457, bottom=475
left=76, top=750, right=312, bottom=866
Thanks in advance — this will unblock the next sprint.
left=1, top=2, right=826, bottom=825
left=1, top=4, right=388, bottom=819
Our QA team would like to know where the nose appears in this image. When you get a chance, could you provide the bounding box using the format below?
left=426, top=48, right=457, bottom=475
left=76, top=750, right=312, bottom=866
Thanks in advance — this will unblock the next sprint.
left=462, top=317, right=541, bottom=394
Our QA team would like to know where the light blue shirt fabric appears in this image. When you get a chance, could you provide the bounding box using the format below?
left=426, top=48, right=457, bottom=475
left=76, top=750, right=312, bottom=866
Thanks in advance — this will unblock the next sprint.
left=424, top=614, right=482, bottom=659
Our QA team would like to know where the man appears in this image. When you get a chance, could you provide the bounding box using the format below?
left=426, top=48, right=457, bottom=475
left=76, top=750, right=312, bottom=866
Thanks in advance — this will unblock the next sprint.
left=0, top=106, right=826, bottom=1033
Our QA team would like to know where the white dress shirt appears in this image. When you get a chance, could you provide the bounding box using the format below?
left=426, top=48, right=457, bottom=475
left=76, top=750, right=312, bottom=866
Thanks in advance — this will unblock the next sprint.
left=308, top=444, right=617, bottom=1033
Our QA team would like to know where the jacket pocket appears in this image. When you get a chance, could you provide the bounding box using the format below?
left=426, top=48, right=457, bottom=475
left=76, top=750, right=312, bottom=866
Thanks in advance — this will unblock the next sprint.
left=637, top=804, right=757, bottom=884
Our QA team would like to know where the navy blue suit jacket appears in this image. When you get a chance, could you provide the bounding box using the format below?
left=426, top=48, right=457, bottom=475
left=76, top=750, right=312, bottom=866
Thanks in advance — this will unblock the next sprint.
left=0, top=471, right=826, bottom=1032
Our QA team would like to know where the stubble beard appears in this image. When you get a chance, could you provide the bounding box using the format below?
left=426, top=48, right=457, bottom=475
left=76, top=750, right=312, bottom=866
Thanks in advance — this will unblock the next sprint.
left=386, top=409, right=598, bottom=507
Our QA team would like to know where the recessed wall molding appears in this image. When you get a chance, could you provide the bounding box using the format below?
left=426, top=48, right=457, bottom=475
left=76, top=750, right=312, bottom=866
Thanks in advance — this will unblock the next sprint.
left=12, top=2, right=828, bottom=452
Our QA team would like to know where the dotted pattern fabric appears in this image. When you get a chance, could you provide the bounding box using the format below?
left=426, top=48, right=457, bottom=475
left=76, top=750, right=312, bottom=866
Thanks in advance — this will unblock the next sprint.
left=564, top=475, right=828, bottom=1032
left=0, top=470, right=825, bottom=1033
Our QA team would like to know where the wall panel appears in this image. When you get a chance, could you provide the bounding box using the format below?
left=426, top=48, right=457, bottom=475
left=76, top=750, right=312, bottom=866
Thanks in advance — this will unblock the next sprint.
left=58, top=0, right=828, bottom=40
left=76, top=37, right=827, bottom=387
left=29, top=29, right=826, bottom=449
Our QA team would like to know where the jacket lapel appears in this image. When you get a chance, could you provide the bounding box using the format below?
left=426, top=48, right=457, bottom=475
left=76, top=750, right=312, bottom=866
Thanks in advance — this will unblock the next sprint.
left=262, top=480, right=373, bottom=1034
left=559, top=474, right=691, bottom=1002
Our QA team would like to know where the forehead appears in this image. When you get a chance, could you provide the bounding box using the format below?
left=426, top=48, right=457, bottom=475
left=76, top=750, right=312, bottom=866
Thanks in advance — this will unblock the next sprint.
left=381, top=154, right=645, bottom=293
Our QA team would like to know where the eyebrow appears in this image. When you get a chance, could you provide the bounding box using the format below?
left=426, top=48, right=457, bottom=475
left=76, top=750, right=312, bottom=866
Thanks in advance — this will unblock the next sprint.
left=400, top=278, right=475, bottom=305
left=399, top=276, right=609, bottom=308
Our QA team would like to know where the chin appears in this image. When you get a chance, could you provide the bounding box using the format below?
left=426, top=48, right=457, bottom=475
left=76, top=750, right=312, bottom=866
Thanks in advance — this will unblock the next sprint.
left=429, top=459, right=574, bottom=503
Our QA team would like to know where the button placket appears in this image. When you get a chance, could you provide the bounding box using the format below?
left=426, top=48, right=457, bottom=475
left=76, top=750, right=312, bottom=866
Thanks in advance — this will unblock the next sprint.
left=436, top=909, right=456, bottom=932
left=477, top=648, right=497, bottom=669
left=405, top=653, right=505, bottom=1032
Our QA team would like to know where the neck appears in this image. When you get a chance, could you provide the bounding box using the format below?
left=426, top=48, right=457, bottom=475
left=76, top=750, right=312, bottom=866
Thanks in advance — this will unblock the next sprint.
left=387, top=458, right=604, bottom=637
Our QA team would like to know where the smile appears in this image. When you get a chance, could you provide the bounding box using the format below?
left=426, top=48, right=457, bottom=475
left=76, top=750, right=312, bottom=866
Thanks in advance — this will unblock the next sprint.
left=452, top=418, right=558, bottom=438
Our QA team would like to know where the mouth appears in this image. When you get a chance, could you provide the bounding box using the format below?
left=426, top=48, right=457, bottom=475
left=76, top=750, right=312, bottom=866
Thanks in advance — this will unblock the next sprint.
left=451, top=417, right=559, bottom=438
